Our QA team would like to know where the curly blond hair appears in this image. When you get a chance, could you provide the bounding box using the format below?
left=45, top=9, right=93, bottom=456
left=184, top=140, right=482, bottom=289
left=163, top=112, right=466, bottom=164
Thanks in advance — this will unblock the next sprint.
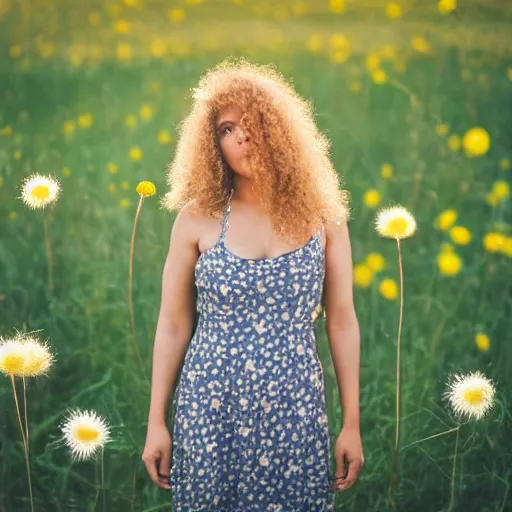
left=160, top=56, right=351, bottom=245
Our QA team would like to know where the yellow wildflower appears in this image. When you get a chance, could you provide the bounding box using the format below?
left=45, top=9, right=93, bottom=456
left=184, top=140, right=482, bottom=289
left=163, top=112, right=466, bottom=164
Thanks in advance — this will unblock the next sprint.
left=475, top=333, right=490, bottom=352
left=437, top=251, right=462, bottom=276
left=498, top=158, right=510, bottom=170
left=449, top=226, right=471, bottom=245
left=63, top=121, right=75, bottom=136
left=435, top=208, right=457, bottom=231
left=492, top=181, right=509, bottom=201
left=364, top=189, right=381, bottom=208
left=20, top=173, right=61, bottom=209
left=483, top=232, right=505, bottom=252
left=140, top=105, right=153, bottom=120
left=114, top=20, right=130, bottom=34
left=107, top=162, right=118, bottom=173
left=120, top=199, right=131, bottom=208
left=158, top=130, right=173, bottom=144
left=371, top=69, right=388, bottom=84
left=125, top=115, right=137, bottom=128
left=448, top=134, right=461, bottom=152
left=462, top=127, right=490, bottom=157
left=380, top=163, right=393, bottom=180
left=366, top=253, right=385, bottom=272
left=168, top=8, right=186, bottom=23
left=435, top=123, right=449, bottom=136
left=354, top=264, right=373, bottom=288
left=128, top=147, right=142, bottom=161
left=438, top=0, right=456, bottom=14
left=136, top=181, right=156, bottom=197
left=78, top=113, right=93, bottom=129
left=379, top=279, right=398, bottom=300
left=385, top=3, right=402, bottom=20
left=329, top=0, right=345, bottom=14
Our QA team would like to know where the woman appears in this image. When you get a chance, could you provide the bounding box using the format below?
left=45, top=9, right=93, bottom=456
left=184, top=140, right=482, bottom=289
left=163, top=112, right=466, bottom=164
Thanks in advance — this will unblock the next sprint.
left=142, top=57, right=364, bottom=510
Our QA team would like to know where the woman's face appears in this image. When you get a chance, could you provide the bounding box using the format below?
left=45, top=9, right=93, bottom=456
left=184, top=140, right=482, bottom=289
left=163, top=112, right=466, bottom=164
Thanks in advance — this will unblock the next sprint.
left=216, top=104, right=252, bottom=176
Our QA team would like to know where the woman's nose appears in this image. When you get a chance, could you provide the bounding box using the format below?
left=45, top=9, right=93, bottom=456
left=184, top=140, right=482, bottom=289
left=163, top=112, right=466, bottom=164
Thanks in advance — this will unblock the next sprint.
left=236, top=126, right=248, bottom=143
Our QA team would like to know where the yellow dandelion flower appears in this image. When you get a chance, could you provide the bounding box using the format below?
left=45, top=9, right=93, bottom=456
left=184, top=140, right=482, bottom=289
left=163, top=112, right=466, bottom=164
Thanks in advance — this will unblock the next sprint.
left=129, top=146, right=142, bottom=161
left=443, top=371, right=495, bottom=421
left=125, top=115, right=137, bottom=128
left=438, top=0, right=456, bottom=15
left=435, top=123, right=449, bottom=136
left=14, top=150, right=21, bottom=161
left=10, top=45, right=22, bottom=59
left=365, top=252, right=385, bottom=272
left=62, top=121, right=76, bottom=136
left=354, top=264, right=373, bottom=288
left=113, top=19, right=130, bottom=34
left=18, top=336, right=55, bottom=377
left=411, top=36, right=431, bottom=54
left=371, top=69, right=388, bottom=84
left=483, top=232, right=505, bottom=253
left=385, top=3, right=401, bottom=20
left=462, top=127, right=490, bottom=157
left=150, top=39, right=167, bottom=58
left=20, top=173, right=61, bottom=209
left=449, top=226, right=471, bottom=245
left=121, top=181, right=129, bottom=190
left=502, top=237, right=512, bottom=257
left=437, top=251, right=462, bottom=276
left=366, top=54, right=380, bottom=70
left=475, top=333, right=490, bottom=352
left=508, top=68, right=512, bottom=81
left=136, top=181, right=156, bottom=197
left=78, top=113, right=93, bottom=129
left=120, top=199, right=131, bottom=208
left=9, top=212, right=17, bottom=220
left=116, top=42, right=133, bottom=61
left=62, top=167, right=71, bottom=176
left=434, top=208, right=457, bottom=231
left=139, top=105, right=153, bottom=120
left=60, top=409, right=111, bottom=461
left=168, top=8, right=186, bottom=23
left=448, top=134, right=461, bottom=152
left=499, top=158, right=510, bottom=170
left=329, top=0, right=345, bottom=14
left=0, top=125, right=13, bottom=136
left=380, top=163, right=393, bottom=180
left=107, top=162, right=118, bottom=173
left=306, top=34, right=324, bottom=53
left=108, top=184, right=116, bottom=193
left=292, top=1, right=309, bottom=16
left=485, top=192, right=500, bottom=207
left=375, top=206, right=417, bottom=240
left=0, top=338, right=27, bottom=376
left=492, top=181, right=509, bottom=201
left=379, top=278, right=398, bottom=300
left=364, top=189, right=381, bottom=208
left=158, top=130, right=173, bottom=144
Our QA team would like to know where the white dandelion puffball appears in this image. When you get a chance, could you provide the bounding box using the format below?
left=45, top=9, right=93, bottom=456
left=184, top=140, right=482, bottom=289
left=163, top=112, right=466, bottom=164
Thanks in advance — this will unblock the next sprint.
left=60, top=409, right=111, bottom=461
left=444, top=370, right=496, bottom=421
left=20, top=173, right=61, bottom=209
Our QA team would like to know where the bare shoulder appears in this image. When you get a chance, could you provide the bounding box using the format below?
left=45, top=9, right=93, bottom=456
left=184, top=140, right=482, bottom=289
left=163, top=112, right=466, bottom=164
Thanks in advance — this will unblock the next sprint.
left=169, top=199, right=206, bottom=253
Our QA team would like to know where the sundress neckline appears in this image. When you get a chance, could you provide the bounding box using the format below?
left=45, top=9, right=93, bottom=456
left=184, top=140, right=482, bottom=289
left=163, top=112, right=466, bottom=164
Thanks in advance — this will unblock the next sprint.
left=197, top=187, right=323, bottom=265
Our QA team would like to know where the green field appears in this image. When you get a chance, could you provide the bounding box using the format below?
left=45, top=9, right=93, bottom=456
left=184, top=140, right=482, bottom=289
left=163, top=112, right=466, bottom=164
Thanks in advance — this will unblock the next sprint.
left=1, top=1, right=511, bottom=511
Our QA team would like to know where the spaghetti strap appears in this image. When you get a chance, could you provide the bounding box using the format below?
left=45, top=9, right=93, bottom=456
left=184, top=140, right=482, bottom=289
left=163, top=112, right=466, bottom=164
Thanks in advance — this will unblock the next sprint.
left=219, top=187, right=235, bottom=243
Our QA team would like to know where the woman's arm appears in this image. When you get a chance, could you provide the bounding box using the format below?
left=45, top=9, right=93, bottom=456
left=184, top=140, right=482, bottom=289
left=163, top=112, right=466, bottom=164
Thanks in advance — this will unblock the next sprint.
left=323, top=219, right=364, bottom=493
left=323, top=219, right=361, bottom=430
left=147, top=202, right=200, bottom=426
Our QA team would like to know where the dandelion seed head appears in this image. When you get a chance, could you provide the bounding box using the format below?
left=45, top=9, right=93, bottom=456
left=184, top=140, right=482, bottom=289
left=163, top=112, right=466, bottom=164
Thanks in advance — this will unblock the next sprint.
left=375, top=206, right=417, bottom=240
left=20, top=173, right=61, bottom=209
left=0, top=337, right=27, bottom=376
left=444, top=370, right=495, bottom=421
left=20, top=336, right=55, bottom=376
left=60, top=409, right=111, bottom=461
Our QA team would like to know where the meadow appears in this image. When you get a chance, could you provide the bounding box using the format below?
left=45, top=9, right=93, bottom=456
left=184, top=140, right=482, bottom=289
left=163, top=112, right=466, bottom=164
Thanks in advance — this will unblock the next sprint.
left=0, top=0, right=511, bottom=511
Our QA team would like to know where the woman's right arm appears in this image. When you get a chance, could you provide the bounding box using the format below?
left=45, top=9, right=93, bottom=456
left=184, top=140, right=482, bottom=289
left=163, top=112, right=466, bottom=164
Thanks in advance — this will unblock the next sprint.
left=142, top=202, right=200, bottom=489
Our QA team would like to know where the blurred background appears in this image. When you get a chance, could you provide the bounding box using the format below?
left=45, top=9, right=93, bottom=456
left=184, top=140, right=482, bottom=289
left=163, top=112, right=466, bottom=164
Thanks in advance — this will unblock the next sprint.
left=0, top=0, right=511, bottom=511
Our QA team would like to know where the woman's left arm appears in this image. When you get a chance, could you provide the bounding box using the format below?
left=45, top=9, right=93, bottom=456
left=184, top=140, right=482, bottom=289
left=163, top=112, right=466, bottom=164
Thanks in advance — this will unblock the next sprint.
left=323, top=219, right=364, bottom=492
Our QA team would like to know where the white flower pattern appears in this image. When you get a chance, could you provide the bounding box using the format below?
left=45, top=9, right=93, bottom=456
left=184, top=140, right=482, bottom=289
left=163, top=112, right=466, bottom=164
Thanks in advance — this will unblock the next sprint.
left=169, top=188, right=334, bottom=511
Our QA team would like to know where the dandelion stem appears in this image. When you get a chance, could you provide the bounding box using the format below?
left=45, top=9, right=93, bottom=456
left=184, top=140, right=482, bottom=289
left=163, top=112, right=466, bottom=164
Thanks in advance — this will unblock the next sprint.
left=10, top=374, right=34, bottom=512
left=101, top=447, right=106, bottom=512
left=447, top=424, right=461, bottom=512
left=388, top=237, right=404, bottom=509
left=126, top=196, right=147, bottom=380
left=43, top=210, right=54, bottom=294
left=23, top=376, right=30, bottom=457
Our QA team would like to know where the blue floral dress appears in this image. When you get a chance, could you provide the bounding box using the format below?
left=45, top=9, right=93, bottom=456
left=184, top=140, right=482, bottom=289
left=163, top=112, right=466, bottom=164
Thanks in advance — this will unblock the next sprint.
left=169, top=188, right=335, bottom=511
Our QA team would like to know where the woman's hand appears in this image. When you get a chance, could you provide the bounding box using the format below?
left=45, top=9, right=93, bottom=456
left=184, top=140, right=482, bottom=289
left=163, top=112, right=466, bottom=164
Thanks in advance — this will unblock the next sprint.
left=331, top=426, right=364, bottom=493
left=142, top=421, right=172, bottom=490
